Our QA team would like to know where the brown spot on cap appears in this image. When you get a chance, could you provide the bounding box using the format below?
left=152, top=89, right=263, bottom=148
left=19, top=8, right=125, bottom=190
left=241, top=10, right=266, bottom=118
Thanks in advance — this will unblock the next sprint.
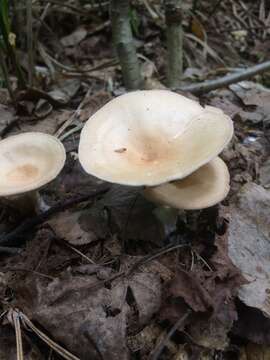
left=7, top=164, right=39, bottom=184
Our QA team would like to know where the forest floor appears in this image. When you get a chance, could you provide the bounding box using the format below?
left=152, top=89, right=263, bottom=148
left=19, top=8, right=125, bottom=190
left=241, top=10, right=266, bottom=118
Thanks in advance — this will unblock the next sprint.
left=0, top=1, right=270, bottom=359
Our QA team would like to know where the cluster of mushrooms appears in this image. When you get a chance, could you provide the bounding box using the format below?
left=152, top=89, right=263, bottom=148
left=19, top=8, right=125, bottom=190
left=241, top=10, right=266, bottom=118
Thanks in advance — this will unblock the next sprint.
left=0, top=90, right=233, bottom=219
left=79, top=90, right=233, bottom=210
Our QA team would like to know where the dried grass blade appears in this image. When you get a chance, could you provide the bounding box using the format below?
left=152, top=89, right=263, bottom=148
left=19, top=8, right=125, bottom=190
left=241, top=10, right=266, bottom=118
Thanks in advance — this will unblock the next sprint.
left=10, top=310, right=24, bottom=360
left=19, top=311, right=80, bottom=360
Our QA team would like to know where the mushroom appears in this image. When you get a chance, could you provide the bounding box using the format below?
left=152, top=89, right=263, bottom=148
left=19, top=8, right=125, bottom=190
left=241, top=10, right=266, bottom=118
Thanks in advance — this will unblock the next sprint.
left=79, top=90, right=233, bottom=186
left=0, top=132, right=66, bottom=216
left=143, top=157, right=230, bottom=210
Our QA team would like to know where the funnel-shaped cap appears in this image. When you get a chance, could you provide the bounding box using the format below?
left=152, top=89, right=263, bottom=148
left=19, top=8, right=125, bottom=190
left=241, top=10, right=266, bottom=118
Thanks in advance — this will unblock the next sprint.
left=0, top=132, right=66, bottom=196
left=79, top=90, right=233, bottom=186
left=144, top=157, right=230, bottom=210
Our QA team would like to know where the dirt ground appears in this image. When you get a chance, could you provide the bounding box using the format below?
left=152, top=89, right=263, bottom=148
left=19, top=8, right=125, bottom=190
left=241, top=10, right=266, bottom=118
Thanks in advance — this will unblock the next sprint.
left=0, top=1, right=270, bottom=359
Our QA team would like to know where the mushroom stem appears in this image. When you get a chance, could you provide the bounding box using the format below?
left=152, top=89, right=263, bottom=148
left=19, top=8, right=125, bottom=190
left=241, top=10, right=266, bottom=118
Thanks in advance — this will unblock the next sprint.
left=1, top=190, right=49, bottom=217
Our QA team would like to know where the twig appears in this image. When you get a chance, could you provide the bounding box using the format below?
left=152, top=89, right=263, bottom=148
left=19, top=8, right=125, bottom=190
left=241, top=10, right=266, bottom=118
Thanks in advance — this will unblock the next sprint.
left=59, top=123, right=83, bottom=142
left=39, top=43, right=117, bottom=76
left=39, top=0, right=109, bottom=15
left=128, top=243, right=189, bottom=276
left=149, top=310, right=192, bottom=360
left=176, top=60, right=270, bottom=95
left=0, top=186, right=109, bottom=248
left=0, top=246, right=22, bottom=254
left=16, top=87, right=67, bottom=107
left=66, top=244, right=96, bottom=264
left=208, top=0, right=223, bottom=17
left=142, top=0, right=159, bottom=19
left=2, top=268, right=55, bottom=280
left=191, top=0, right=200, bottom=14
left=55, top=87, right=92, bottom=138
left=27, top=0, right=34, bottom=86
left=39, top=0, right=88, bottom=15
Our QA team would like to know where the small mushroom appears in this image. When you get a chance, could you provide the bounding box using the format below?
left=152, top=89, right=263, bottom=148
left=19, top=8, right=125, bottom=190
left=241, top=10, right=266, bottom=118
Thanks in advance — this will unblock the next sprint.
left=79, top=90, right=233, bottom=186
left=143, top=157, right=230, bottom=210
left=0, top=132, right=66, bottom=216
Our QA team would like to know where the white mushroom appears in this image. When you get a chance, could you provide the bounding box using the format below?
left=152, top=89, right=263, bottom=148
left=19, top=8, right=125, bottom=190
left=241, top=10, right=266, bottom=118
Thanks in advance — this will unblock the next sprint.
left=144, top=157, right=230, bottom=210
left=0, top=132, right=66, bottom=215
left=79, top=90, right=233, bottom=186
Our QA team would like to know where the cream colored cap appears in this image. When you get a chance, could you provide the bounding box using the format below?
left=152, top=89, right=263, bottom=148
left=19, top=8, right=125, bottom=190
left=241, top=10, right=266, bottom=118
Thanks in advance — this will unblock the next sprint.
left=0, top=132, right=66, bottom=196
left=144, top=157, right=230, bottom=210
left=79, top=90, right=233, bottom=186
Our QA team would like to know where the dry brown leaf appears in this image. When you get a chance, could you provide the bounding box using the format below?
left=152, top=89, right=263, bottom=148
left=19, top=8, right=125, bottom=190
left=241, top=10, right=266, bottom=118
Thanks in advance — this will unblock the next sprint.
left=228, top=183, right=270, bottom=317
left=0, top=325, right=44, bottom=360
left=233, top=301, right=270, bottom=345
left=260, top=159, right=270, bottom=188
left=48, top=207, right=108, bottom=245
left=191, top=17, right=206, bottom=41
left=240, top=343, right=270, bottom=359
left=13, top=260, right=161, bottom=360
left=0, top=104, right=16, bottom=138
left=60, top=26, right=88, bottom=47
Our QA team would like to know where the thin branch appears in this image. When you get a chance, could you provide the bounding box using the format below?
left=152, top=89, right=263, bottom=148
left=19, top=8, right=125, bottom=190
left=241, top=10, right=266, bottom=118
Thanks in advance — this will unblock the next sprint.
left=149, top=310, right=192, bottom=360
left=39, top=0, right=109, bottom=15
left=208, top=0, right=223, bottom=17
left=128, top=243, right=189, bottom=276
left=0, top=185, right=109, bottom=248
left=175, top=60, right=270, bottom=95
left=55, top=87, right=92, bottom=138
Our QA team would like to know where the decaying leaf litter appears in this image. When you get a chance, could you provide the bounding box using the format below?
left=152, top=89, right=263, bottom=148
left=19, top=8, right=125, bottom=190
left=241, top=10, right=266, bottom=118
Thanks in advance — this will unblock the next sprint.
left=0, top=0, right=270, bottom=359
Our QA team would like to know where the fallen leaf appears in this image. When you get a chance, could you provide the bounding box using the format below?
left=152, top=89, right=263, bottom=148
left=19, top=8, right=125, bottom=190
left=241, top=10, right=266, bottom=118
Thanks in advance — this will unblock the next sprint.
left=230, top=81, right=270, bottom=125
left=60, top=26, right=88, bottom=47
left=127, top=323, right=162, bottom=355
left=13, top=259, right=161, bottom=360
left=191, top=17, right=206, bottom=41
left=240, top=343, right=270, bottom=360
left=0, top=325, right=44, bottom=360
left=34, top=99, right=53, bottom=118
left=159, top=213, right=244, bottom=350
left=233, top=301, right=270, bottom=344
left=228, top=183, right=270, bottom=317
left=0, top=104, right=16, bottom=138
left=48, top=207, right=108, bottom=245
left=48, top=78, right=81, bottom=104
left=260, top=159, right=270, bottom=188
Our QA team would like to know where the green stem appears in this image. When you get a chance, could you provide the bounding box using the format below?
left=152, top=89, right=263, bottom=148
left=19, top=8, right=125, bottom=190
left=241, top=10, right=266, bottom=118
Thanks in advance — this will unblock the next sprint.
left=27, top=0, right=34, bottom=86
left=165, top=0, right=183, bottom=88
left=110, top=0, right=143, bottom=90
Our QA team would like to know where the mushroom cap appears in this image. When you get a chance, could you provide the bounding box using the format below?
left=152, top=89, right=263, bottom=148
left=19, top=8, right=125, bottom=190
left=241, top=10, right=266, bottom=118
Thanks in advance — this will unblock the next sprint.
left=79, top=90, right=233, bottom=186
left=143, top=157, right=230, bottom=210
left=0, top=132, right=66, bottom=196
